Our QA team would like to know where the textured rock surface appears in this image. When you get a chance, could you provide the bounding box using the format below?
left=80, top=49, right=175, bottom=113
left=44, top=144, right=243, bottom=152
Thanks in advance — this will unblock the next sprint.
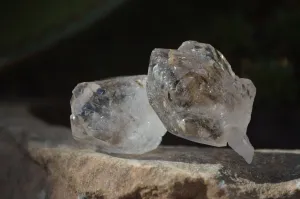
left=0, top=127, right=47, bottom=199
left=27, top=145, right=300, bottom=199
left=1, top=104, right=299, bottom=199
left=70, top=75, right=166, bottom=154
left=0, top=103, right=76, bottom=147
left=147, top=41, right=256, bottom=163
left=0, top=104, right=78, bottom=199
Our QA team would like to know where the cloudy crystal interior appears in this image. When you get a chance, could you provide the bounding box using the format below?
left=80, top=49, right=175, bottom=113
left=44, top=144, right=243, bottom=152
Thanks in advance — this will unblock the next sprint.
left=146, top=41, right=256, bottom=163
left=70, top=75, right=167, bottom=154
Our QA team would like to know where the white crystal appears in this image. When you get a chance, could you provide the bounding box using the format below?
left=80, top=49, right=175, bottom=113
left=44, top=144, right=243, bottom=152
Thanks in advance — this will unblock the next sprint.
left=70, top=75, right=167, bottom=154
left=147, top=41, right=256, bottom=163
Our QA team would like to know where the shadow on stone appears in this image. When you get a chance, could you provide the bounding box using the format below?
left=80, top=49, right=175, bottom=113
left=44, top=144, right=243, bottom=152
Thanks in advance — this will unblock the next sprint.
left=0, top=127, right=48, bottom=199
left=114, top=146, right=300, bottom=184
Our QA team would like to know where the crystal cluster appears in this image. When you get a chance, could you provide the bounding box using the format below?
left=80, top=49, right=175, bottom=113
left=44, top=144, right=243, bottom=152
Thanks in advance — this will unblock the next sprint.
left=147, top=41, right=256, bottom=163
left=70, top=41, right=256, bottom=163
left=70, top=75, right=166, bottom=154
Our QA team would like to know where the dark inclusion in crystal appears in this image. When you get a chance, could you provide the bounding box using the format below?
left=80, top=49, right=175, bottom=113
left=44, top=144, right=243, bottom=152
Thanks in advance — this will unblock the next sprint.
left=96, top=88, right=106, bottom=95
left=146, top=41, right=256, bottom=163
left=70, top=75, right=166, bottom=154
left=80, top=94, right=110, bottom=119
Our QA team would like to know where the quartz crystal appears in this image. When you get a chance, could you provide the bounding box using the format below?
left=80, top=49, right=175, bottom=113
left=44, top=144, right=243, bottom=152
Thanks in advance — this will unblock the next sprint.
left=70, top=75, right=166, bottom=154
left=147, top=41, right=256, bottom=163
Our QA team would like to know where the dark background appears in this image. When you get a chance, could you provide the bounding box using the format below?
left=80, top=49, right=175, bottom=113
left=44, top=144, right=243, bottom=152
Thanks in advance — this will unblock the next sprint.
left=1, top=0, right=299, bottom=149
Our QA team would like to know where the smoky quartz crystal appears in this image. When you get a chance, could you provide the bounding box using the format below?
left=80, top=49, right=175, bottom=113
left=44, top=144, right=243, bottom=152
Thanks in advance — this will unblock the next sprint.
left=147, top=41, right=256, bottom=163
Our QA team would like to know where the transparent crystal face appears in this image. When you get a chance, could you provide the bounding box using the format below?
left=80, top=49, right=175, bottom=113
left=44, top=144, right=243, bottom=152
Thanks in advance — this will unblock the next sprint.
left=147, top=41, right=256, bottom=163
left=70, top=75, right=167, bottom=154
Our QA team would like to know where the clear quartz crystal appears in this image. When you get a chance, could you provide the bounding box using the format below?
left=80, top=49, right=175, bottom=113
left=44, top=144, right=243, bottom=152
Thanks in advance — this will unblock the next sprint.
left=147, top=41, right=256, bottom=163
left=70, top=75, right=166, bottom=154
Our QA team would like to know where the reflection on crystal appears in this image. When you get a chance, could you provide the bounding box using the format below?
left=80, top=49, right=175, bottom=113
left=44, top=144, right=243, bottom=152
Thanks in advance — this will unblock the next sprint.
left=70, top=75, right=166, bottom=154
left=147, top=41, right=256, bottom=163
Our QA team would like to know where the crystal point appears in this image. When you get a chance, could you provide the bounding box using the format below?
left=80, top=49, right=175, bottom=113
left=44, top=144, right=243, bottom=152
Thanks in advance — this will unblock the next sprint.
left=147, top=41, right=256, bottom=163
left=70, top=75, right=167, bottom=154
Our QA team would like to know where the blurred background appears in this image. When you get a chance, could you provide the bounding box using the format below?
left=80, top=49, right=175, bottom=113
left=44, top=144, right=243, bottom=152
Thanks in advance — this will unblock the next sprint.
left=0, top=0, right=299, bottom=149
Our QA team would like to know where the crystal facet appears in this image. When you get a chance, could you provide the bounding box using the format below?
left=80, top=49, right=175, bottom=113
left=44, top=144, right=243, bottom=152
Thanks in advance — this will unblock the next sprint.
left=146, top=41, right=256, bottom=163
left=70, top=75, right=167, bottom=154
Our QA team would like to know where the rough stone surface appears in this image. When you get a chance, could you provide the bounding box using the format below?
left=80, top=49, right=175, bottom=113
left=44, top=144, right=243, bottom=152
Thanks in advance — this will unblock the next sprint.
left=29, top=145, right=300, bottom=199
left=0, top=127, right=47, bottom=199
left=147, top=41, right=256, bottom=163
left=70, top=75, right=166, bottom=154
left=0, top=104, right=78, bottom=199
left=1, top=104, right=299, bottom=199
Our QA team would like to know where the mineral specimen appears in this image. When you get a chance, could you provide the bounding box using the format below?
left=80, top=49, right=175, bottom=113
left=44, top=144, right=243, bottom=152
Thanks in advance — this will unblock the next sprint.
left=70, top=75, right=166, bottom=154
left=147, top=41, right=256, bottom=163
